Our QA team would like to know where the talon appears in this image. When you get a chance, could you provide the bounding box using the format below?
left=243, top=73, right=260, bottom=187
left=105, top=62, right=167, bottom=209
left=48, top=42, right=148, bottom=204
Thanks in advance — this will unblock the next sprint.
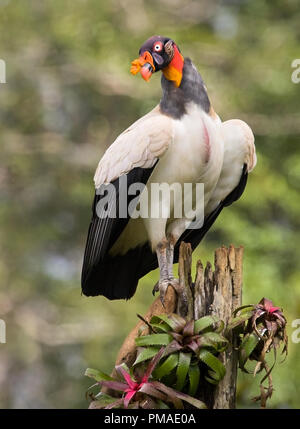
left=152, top=281, right=159, bottom=296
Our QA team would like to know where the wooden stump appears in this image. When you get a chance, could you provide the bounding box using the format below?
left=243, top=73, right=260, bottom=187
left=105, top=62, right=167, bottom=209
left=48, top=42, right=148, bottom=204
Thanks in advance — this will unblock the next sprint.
left=193, top=244, right=243, bottom=408
left=92, top=242, right=244, bottom=409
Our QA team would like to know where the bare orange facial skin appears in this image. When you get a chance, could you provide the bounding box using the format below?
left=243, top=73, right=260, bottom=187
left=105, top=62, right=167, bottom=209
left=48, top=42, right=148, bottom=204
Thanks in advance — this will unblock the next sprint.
left=162, top=45, right=184, bottom=87
left=130, top=51, right=155, bottom=81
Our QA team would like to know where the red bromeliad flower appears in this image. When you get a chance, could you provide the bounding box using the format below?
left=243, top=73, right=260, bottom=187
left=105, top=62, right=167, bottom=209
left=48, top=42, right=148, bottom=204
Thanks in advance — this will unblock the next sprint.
left=263, top=299, right=280, bottom=314
left=250, top=298, right=287, bottom=339
left=114, top=349, right=164, bottom=408
left=97, top=348, right=206, bottom=409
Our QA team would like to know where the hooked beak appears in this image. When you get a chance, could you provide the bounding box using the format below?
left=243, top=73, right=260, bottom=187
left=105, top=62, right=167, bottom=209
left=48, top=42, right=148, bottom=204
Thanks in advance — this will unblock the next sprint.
left=130, top=51, right=155, bottom=82
left=140, top=63, right=154, bottom=81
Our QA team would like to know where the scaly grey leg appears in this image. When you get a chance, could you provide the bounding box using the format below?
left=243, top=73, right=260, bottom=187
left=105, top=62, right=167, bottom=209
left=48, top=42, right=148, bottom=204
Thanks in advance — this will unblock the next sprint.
left=153, top=236, right=188, bottom=315
left=166, top=237, right=175, bottom=281
left=155, top=238, right=170, bottom=304
left=166, top=234, right=188, bottom=315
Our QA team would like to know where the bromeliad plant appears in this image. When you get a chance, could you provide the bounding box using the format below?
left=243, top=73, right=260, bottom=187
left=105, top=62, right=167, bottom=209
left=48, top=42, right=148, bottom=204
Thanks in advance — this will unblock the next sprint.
left=134, top=313, right=228, bottom=391
left=227, top=298, right=288, bottom=408
left=85, top=347, right=206, bottom=409
left=85, top=313, right=228, bottom=409
left=85, top=299, right=287, bottom=409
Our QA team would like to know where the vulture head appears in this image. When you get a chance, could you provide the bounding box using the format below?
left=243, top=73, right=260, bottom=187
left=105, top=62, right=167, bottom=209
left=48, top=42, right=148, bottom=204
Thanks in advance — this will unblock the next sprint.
left=131, top=36, right=184, bottom=87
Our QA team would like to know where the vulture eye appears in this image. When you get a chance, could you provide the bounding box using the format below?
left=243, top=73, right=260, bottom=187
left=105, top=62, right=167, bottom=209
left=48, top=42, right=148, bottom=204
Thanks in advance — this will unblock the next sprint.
left=153, top=42, right=163, bottom=52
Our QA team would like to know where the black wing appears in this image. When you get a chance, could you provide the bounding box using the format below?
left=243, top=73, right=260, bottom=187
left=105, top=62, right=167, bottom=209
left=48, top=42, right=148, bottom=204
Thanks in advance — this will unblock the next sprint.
left=81, top=164, right=156, bottom=299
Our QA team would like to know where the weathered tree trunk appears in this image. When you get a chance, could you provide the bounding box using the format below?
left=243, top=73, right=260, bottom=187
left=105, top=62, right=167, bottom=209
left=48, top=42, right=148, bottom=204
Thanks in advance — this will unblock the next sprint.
left=193, top=244, right=243, bottom=409
left=92, top=242, right=243, bottom=409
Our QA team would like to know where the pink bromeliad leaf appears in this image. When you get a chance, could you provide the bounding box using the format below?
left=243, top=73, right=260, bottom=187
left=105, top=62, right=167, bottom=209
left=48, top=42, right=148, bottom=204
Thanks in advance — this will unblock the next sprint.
left=124, top=390, right=137, bottom=409
left=119, top=367, right=139, bottom=390
left=269, top=307, right=281, bottom=314
left=187, top=340, right=199, bottom=353
left=104, top=347, right=166, bottom=408
left=260, top=298, right=280, bottom=314
left=138, top=382, right=167, bottom=401
left=100, top=380, right=129, bottom=392
left=141, top=347, right=165, bottom=383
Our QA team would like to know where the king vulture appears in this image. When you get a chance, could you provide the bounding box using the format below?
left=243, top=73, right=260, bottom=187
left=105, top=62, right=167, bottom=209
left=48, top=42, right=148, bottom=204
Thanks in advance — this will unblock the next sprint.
left=81, top=36, right=257, bottom=301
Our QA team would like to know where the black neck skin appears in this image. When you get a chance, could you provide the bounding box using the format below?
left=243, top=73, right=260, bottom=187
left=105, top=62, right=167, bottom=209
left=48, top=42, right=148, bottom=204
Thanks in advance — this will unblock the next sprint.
left=159, top=58, right=211, bottom=119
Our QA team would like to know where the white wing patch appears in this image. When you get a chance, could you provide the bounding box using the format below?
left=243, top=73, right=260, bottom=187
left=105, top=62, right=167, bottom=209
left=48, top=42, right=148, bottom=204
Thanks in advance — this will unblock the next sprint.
left=94, top=110, right=173, bottom=187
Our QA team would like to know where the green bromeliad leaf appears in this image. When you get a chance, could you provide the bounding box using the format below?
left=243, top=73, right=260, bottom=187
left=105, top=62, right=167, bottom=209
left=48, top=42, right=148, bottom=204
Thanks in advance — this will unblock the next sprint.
left=194, top=315, right=219, bottom=333
left=150, top=314, right=186, bottom=332
left=226, top=311, right=254, bottom=332
left=188, top=363, right=200, bottom=396
left=176, top=352, right=191, bottom=391
left=91, top=393, right=119, bottom=408
left=85, top=368, right=113, bottom=382
left=239, top=333, right=260, bottom=372
left=150, top=314, right=173, bottom=328
left=133, top=346, right=161, bottom=366
left=156, top=399, right=170, bottom=409
left=233, top=305, right=255, bottom=317
left=153, top=353, right=179, bottom=379
left=150, top=322, right=171, bottom=333
left=135, top=333, right=172, bottom=347
left=201, top=332, right=228, bottom=352
left=198, top=349, right=226, bottom=384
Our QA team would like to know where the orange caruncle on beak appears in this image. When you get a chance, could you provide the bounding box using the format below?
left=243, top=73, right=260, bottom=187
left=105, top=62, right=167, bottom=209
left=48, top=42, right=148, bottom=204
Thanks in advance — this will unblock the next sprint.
left=130, top=51, right=155, bottom=81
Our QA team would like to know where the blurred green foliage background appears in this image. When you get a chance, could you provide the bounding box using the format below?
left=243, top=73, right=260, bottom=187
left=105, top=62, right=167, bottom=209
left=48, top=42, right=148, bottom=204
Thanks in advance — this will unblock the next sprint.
left=0, top=0, right=299, bottom=409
